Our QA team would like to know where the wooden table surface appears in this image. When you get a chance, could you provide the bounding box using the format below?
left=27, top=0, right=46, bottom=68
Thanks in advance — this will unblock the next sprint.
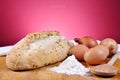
left=0, top=56, right=120, bottom=80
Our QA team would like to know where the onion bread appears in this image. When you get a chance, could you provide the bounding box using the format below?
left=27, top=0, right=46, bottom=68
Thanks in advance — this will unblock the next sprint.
left=6, top=31, right=73, bottom=70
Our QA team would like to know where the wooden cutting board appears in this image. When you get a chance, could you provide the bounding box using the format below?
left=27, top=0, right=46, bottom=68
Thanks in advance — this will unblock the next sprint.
left=0, top=56, right=120, bottom=80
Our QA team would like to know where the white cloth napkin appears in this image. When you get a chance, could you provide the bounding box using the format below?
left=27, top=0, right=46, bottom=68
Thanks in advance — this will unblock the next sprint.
left=0, top=46, right=13, bottom=56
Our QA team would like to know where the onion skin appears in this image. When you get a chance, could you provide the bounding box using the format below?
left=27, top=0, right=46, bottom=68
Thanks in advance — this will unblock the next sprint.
left=69, top=44, right=89, bottom=61
left=74, top=36, right=98, bottom=48
left=84, top=45, right=109, bottom=65
left=100, top=38, right=118, bottom=55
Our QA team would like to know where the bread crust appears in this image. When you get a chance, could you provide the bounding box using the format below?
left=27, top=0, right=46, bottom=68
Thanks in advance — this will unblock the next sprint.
left=6, top=31, right=72, bottom=70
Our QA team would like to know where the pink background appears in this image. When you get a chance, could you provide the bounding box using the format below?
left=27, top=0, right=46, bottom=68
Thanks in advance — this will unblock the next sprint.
left=0, top=0, right=120, bottom=46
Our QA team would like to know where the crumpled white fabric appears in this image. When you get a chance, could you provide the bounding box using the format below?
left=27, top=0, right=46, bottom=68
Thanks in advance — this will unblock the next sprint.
left=0, top=45, right=13, bottom=56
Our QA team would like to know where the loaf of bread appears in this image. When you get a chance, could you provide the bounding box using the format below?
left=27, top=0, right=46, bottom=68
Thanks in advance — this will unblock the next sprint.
left=6, top=31, right=73, bottom=70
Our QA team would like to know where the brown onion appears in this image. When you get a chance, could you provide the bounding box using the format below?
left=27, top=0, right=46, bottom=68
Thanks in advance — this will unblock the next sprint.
left=69, top=44, right=89, bottom=61
left=84, top=45, right=109, bottom=65
left=100, top=38, right=118, bottom=55
left=74, top=36, right=98, bottom=48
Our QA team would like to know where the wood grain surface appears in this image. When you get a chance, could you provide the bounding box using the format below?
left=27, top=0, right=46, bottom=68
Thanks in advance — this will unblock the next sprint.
left=0, top=56, right=120, bottom=80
